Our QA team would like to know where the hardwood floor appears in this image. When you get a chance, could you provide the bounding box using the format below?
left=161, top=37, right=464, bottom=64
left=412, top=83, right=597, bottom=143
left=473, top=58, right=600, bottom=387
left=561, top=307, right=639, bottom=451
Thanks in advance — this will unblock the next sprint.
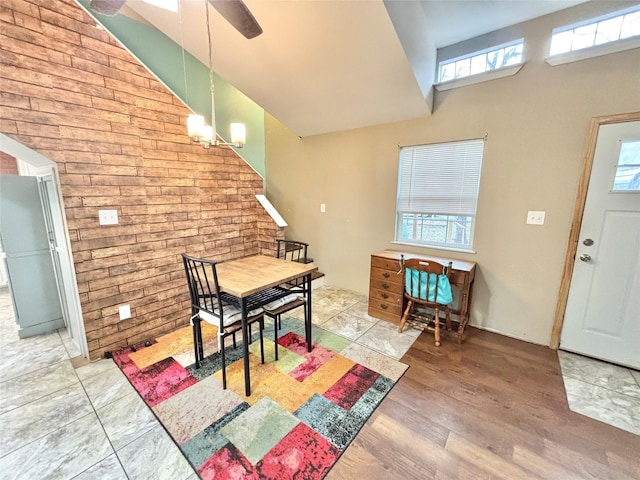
left=327, top=327, right=640, bottom=480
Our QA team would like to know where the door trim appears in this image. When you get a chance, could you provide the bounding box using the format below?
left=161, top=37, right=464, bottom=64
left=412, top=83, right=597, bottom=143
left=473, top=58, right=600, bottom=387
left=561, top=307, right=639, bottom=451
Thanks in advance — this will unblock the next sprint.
left=0, top=133, right=88, bottom=357
left=550, top=111, right=640, bottom=349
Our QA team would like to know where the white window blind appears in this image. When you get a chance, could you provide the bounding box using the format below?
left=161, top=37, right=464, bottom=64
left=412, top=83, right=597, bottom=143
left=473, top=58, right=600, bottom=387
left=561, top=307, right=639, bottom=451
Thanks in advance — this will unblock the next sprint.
left=397, top=139, right=484, bottom=216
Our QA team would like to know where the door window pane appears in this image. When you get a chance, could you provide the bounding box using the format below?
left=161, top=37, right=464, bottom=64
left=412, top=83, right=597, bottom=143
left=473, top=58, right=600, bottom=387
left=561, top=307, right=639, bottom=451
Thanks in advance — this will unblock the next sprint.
left=612, top=140, right=640, bottom=191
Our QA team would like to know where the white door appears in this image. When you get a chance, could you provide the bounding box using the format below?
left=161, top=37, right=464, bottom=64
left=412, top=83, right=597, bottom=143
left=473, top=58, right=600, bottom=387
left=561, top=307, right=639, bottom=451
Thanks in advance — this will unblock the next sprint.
left=39, top=176, right=71, bottom=328
left=0, top=175, right=65, bottom=337
left=560, top=121, right=640, bottom=369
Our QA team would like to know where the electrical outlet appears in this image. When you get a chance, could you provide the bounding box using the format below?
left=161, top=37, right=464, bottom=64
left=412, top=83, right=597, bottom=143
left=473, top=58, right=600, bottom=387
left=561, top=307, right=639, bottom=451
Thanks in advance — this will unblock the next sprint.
left=526, top=210, right=546, bottom=225
left=320, top=203, right=326, bottom=213
left=118, top=304, right=131, bottom=320
left=99, top=210, right=118, bottom=225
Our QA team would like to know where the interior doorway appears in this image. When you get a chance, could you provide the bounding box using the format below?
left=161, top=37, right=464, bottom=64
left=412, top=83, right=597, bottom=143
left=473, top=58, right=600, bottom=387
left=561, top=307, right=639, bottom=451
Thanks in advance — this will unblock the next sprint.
left=0, top=134, right=87, bottom=357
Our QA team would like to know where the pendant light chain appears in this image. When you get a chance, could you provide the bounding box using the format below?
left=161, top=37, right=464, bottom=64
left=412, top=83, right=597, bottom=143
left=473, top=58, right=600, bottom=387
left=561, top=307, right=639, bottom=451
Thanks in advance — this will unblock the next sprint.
left=179, top=0, right=189, bottom=105
left=205, top=0, right=217, bottom=137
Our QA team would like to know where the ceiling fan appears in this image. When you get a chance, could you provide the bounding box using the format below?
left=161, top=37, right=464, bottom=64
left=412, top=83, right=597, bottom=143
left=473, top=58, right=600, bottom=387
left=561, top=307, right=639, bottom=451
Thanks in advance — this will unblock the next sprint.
left=88, top=0, right=263, bottom=39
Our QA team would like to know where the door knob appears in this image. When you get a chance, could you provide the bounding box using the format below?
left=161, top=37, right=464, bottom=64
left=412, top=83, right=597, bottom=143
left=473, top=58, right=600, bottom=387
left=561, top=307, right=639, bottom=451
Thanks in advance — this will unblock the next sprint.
left=579, top=254, right=591, bottom=263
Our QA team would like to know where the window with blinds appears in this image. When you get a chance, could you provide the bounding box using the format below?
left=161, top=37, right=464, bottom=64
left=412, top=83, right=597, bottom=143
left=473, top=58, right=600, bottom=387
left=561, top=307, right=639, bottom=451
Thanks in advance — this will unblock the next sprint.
left=395, top=139, right=484, bottom=250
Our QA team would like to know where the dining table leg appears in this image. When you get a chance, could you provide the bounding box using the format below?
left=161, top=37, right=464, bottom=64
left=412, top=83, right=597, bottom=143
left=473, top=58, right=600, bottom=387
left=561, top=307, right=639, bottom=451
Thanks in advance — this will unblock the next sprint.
left=305, top=273, right=312, bottom=352
left=240, top=298, right=251, bottom=396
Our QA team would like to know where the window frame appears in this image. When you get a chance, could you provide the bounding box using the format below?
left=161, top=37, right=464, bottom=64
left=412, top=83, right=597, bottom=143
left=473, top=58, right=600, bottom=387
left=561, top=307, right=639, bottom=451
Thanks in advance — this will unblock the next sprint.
left=611, top=138, right=640, bottom=193
left=546, top=5, right=640, bottom=65
left=394, top=139, right=485, bottom=253
left=437, top=38, right=525, bottom=84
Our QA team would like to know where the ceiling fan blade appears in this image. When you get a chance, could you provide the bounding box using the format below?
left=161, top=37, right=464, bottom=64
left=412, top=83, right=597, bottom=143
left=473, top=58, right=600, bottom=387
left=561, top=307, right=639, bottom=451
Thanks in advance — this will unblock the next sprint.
left=89, top=0, right=127, bottom=16
left=208, top=0, right=263, bottom=39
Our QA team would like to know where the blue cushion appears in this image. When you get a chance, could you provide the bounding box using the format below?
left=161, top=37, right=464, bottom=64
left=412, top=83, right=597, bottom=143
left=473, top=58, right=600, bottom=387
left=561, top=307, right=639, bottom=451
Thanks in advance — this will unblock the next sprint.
left=405, top=268, right=453, bottom=305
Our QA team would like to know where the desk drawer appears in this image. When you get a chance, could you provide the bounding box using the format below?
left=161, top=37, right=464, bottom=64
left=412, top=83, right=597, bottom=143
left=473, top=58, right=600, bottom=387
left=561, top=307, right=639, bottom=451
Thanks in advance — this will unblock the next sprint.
left=371, top=255, right=402, bottom=272
left=369, top=288, right=402, bottom=307
left=369, top=277, right=403, bottom=294
left=368, top=298, right=402, bottom=315
left=370, top=266, right=402, bottom=285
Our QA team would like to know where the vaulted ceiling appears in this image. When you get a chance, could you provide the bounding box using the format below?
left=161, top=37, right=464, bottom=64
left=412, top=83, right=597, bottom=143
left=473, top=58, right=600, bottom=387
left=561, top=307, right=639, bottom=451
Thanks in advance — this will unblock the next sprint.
left=120, top=0, right=587, bottom=137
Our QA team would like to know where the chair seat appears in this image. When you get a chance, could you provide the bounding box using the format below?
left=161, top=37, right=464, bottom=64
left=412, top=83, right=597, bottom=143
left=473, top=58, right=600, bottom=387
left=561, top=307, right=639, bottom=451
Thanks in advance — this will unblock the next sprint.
left=263, top=293, right=300, bottom=311
left=263, top=295, right=305, bottom=315
left=198, top=305, right=264, bottom=328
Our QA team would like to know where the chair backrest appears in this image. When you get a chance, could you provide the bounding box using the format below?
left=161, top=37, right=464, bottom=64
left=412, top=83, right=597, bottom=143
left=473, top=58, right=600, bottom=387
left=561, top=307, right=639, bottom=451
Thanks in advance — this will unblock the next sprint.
left=403, top=258, right=453, bottom=305
left=276, top=239, right=308, bottom=263
left=276, top=239, right=308, bottom=290
left=182, top=254, right=224, bottom=321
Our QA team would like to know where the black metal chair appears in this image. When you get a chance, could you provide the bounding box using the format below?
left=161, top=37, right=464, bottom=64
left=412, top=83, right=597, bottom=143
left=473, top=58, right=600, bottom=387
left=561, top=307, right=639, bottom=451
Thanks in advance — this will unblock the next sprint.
left=276, top=239, right=309, bottom=264
left=182, top=254, right=265, bottom=389
left=263, top=240, right=310, bottom=359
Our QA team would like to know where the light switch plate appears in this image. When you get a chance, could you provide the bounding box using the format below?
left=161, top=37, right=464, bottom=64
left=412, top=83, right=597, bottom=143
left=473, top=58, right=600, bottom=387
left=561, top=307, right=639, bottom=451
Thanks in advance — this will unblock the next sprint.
left=99, top=209, right=118, bottom=225
left=320, top=203, right=326, bottom=213
left=526, top=210, right=546, bottom=225
left=118, top=304, right=131, bottom=320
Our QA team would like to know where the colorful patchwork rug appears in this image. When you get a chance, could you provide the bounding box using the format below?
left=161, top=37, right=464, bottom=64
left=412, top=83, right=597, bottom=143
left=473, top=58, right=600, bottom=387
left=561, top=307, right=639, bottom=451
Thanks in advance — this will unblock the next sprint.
left=112, top=317, right=408, bottom=479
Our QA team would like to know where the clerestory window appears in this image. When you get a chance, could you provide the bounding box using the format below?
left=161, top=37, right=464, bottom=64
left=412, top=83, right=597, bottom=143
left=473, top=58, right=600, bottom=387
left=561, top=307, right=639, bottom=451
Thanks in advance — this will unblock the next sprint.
left=549, top=5, right=640, bottom=56
left=438, top=39, right=524, bottom=83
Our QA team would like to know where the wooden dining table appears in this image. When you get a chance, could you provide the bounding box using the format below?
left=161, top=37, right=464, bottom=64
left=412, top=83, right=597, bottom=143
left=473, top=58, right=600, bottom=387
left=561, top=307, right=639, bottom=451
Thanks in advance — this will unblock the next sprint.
left=215, top=254, right=318, bottom=396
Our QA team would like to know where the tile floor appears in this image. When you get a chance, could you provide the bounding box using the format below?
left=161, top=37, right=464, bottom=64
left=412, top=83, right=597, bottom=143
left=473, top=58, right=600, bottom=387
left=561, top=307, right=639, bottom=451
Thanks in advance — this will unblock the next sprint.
left=558, top=350, right=640, bottom=436
left=1, top=285, right=638, bottom=479
left=0, top=285, right=420, bottom=479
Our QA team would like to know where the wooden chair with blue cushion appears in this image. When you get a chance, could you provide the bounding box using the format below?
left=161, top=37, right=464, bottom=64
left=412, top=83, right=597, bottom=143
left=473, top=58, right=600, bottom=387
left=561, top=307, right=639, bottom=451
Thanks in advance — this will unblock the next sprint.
left=398, top=257, right=454, bottom=347
left=182, top=254, right=265, bottom=389
left=263, top=239, right=309, bottom=359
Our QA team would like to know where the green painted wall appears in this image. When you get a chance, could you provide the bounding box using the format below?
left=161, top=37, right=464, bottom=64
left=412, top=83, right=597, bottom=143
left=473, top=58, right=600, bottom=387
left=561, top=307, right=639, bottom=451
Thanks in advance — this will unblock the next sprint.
left=76, top=1, right=265, bottom=177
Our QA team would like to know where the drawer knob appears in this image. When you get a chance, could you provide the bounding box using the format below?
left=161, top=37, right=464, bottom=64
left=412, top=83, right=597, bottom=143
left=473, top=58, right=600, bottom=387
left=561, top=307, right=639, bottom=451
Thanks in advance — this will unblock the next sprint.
left=382, top=283, right=389, bottom=289
left=381, top=293, right=388, bottom=299
left=381, top=304, right=388, bottom=310
left=382, top=272, right=390, bottom=278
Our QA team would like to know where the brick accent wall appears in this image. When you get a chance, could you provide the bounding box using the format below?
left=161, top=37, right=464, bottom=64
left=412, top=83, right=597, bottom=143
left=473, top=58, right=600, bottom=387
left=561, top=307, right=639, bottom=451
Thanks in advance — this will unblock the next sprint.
left=0, top=0, right=283, bottom=359
left=0, top=152, right=18, bottom=174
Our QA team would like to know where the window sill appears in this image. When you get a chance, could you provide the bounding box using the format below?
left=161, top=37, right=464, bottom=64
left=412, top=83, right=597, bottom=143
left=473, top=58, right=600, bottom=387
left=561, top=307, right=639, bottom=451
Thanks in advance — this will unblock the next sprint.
left=392, top=241, right=476, bottom=254
left=545, top=36, right=640, bottom=66
left=434, top=63, right=524, bottom=92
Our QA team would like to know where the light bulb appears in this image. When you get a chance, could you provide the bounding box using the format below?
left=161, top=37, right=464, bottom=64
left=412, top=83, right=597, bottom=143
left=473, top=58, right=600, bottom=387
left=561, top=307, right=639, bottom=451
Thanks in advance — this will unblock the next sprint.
left=202, top=125, right=214, bottom=144
left=187, top=114, right=205, bottom=140
left=230, top=123, right=246, bottom=146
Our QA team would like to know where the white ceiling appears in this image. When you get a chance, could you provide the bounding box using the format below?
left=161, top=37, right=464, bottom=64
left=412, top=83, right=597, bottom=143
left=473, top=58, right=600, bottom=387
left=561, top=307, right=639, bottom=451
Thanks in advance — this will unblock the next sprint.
left=123, top=0, right=587, bottom=137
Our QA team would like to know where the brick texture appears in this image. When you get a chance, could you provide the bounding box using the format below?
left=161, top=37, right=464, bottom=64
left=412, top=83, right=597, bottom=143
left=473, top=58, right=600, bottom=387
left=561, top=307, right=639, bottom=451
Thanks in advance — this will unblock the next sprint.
left=0, top=152, right=18, bottom=174
left=0, top=0, right=283, bottom=359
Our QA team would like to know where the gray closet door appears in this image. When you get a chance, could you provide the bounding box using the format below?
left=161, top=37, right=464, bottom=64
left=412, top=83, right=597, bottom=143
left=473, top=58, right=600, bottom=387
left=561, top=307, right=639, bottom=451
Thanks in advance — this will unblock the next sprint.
left=0, top=175, right=64, bottom=337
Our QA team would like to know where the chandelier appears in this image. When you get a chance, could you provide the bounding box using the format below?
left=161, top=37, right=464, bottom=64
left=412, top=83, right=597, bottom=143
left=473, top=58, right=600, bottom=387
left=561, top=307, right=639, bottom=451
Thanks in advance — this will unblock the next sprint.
left=186, top=1, right=246, bottom=149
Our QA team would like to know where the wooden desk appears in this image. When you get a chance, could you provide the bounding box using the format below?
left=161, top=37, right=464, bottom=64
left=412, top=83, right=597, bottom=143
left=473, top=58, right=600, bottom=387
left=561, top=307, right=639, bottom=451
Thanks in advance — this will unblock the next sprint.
left=368, top=250, right=476, bottom=342
left=216, top=255, right=317, bottom=396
